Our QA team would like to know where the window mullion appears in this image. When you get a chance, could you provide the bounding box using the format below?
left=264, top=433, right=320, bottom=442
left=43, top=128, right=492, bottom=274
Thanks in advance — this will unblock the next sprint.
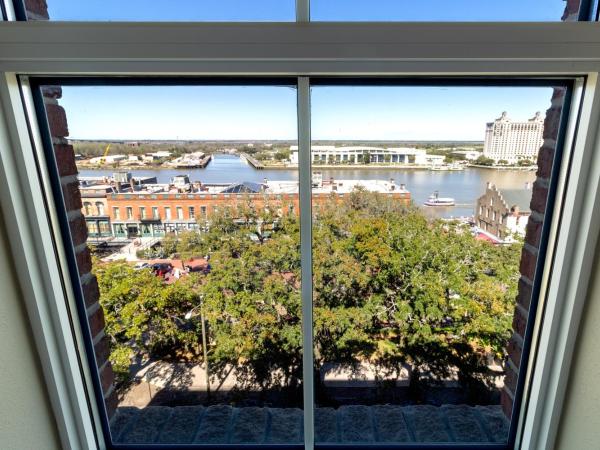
left=298, top=76, right=314, bottom=450
left=296, top=0, right=310, bottom=22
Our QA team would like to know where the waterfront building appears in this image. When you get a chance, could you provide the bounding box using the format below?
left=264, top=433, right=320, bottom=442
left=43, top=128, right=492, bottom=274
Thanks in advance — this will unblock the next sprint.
left=80, top=184, right=114, bottom=240
left=452, top=150, right=482, bottom=161
left=289, top=145, right=427, bottom=165
left=475, top=182, right=531, bottom=242
left=483, top=111, right=544, bottom=164
left=99, top=177, right=410, bottom=239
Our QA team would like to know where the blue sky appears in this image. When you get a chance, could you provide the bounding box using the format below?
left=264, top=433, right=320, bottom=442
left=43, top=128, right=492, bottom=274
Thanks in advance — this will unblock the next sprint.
left=46, top=0, right=567, bottom=21
left=59, top=85, right=554, bottom=141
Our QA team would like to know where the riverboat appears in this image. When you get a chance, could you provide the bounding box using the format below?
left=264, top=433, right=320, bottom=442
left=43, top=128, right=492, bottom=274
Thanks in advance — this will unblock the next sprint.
left=424, top=191, right=455, bottom=206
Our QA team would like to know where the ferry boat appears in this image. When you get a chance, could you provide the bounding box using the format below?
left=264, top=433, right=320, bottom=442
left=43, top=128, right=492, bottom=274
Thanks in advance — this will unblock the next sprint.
left=424, top=191, right=455, bottom=206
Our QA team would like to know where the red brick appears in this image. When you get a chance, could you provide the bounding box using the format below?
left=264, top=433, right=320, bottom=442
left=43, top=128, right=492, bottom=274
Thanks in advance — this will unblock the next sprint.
left=530, top=183, right=549, bottom=215
left=536, top=145, right=555, bottom=179
left=54, top=144, right=78, bottom=177
left=76, top=246, right=93, bottom=276
left=543, top=107, right=563, bottom=141
left=45, top=103, right=69, bottom=138
left=105, top=388, right=119, bottom=419
left=519, top=248, right=537, bottom=282
left=42, top=86, right=62, bottom=99
left=24, top=0, right=49, bottom=19
left=88, top=306, right=106, bottom=338
left=551, top=87, right=566, bottom=103
left=69, top=214, right=88, bottom=248
left=517, top=278, right=533, bottom=311
left=501, top=388, right=514, bottom=419
left=94, top=335, right=111, bottom=368
left=525, top=217, right=543, bottom=249
left=504, top=364, right=519, bottom=394
left=506, top=337, right=523, bottom=368
left=82, top=276, right=100, bottom=308
left=62, top=180, right=82, bottom=212
left=562, top=0, right=581, bottom=20
left=512, top=307, right=528, bottom=337
left=99, top=361, right=115, bottom=394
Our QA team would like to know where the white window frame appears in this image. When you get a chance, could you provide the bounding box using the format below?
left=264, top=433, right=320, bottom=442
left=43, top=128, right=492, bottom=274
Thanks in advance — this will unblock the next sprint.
left=0, top=13, right=599, bottom=450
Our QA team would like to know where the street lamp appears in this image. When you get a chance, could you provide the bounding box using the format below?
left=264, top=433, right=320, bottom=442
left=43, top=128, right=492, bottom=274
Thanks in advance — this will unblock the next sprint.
left=185, top=295, right=210, bottom=398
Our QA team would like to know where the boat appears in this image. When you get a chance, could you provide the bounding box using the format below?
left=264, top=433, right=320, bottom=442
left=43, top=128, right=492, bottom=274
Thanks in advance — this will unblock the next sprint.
left=447, top=163, right=464, bottom=171
left=424, top=191, right=455, bottom=206
left=430, top=164, right=449, bottom=171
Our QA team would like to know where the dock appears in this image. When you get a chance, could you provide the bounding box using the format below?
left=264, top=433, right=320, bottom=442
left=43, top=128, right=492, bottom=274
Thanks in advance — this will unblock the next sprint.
left=240, top=153, right=264, bottom=170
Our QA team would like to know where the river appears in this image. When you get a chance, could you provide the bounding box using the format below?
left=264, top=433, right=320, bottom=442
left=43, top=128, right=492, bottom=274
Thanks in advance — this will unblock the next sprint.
left=80, top=154, right=536, bottom=219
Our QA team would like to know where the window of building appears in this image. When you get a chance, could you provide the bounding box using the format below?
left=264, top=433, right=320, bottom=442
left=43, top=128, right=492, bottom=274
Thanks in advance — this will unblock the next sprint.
left=83, top=201, right=92, bottom=215
left=95, top=201, right=105, bottom=215
left=152, top=206, right=159, bottom=218
left=126, top=206, right=133, bottom=219
left=113, top=206, right=120, bottom=220
left=189, top=206, right=195, bottom=219
left=200, top=205, right=207, bottom=217
left=139, top=206, right=146, bottom=219
left=4, top=2, right=598, bottom=450
left=176, top=206, right=183, bottom=220
left=164, top=206, right=171, bottom=220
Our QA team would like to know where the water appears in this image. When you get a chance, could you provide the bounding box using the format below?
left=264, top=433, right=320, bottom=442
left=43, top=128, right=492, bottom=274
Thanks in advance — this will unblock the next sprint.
left=80, top=154, right=536, bottom=218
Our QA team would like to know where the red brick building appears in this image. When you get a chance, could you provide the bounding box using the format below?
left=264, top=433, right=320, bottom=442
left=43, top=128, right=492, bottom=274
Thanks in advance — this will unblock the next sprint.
left=106, top=188, right=411, bottom=238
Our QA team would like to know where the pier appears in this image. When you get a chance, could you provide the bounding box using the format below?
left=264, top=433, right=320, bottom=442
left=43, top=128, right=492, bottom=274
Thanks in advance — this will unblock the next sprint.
left=240, top=152, right=264, bottom=170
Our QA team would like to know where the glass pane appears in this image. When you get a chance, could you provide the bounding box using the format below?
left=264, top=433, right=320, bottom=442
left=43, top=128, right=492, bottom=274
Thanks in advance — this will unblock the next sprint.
left=311, top=0, right=578, bottom=21
left=310, top=84, right=564, bottom=444
left=32, top=0, right=295, bottom=21
left=40, top=83, right=303, bottom=445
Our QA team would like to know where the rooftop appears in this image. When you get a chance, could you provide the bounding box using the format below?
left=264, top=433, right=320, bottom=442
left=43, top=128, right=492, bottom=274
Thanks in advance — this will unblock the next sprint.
left=110, top=404, right=509, bottom=445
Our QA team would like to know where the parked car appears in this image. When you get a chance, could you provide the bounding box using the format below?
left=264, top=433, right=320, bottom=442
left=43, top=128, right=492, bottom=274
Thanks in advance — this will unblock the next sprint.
left=151, top=262, right=173, bottom=276
left=133, top=262, right=150, bottom=270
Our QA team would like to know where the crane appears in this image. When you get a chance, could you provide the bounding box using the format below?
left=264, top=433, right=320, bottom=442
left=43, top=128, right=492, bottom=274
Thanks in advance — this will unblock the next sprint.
left=99, top=144, right=111, bottom=164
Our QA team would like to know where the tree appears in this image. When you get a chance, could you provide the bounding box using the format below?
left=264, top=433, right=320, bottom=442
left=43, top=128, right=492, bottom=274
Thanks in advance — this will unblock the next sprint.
left=474, top=155, right=495, bottom=166
left=518, top=159, right=535, bottom=166
left=97, top=190, right=521, bottom=397
left=274, top=149, right=291, bottom=161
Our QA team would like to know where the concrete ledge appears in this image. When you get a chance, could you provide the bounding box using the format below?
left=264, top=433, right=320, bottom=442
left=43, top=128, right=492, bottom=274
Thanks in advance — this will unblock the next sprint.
left=111, top=404, right=508, bottom=444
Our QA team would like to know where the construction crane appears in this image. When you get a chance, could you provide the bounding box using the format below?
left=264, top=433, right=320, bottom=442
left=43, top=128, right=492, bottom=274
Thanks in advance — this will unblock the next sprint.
left=99, top=144, right=111, bottom=164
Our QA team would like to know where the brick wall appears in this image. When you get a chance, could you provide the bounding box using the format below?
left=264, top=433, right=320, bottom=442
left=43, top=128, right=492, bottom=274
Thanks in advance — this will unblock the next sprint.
left=23, top=0, right=119, bottom=421
left=499, top=0, right=582, bottom=420
left=42, top=86, right=119, bottom=419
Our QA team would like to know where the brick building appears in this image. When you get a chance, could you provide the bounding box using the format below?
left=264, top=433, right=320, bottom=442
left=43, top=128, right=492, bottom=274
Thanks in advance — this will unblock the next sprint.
left=104, top=179, right=411, bottom=238
left=476, top=183, right=532, bottom=242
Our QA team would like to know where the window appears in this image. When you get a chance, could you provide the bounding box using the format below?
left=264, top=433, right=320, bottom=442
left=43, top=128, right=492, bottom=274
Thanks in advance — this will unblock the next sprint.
left=95, top=201, right=105, bottom=215
left=311, top=0, right=585, bottom=22
left=164, top=206, right=171, bottom=220
left=83, top=201, right=92, bottom=215
left=176, top=206, right=183, bottom=220
left=113, top=206, right=120, bottom=220
left=200, top=205, right=207, bottom=218
left=139, top=206, right=146, bottom=219
left=189, top=206, right=195, bottom=219
left=126, top=206, right=133, bottom=219
left=3, top=3, right=598, bottom=450
left=152, top=206, right=159, bottom=218
left=31, top=0, right=296, bottom=21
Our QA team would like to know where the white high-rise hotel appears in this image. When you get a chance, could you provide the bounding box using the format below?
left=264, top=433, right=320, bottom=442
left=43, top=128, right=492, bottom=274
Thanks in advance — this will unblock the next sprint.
left=483, top=111, right=544, bottom=164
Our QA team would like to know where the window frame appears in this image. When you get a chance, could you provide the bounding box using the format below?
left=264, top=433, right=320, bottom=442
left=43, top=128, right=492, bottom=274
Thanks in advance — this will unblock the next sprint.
left=0, top=17, right=599, bottom=450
